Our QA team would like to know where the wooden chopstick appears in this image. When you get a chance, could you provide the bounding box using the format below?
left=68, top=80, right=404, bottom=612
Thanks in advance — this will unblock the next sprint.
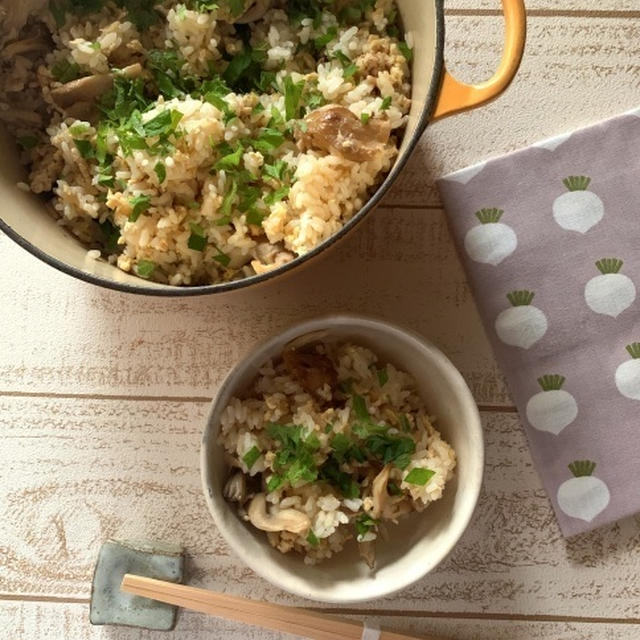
left=121, top=574, right=450, bottom=640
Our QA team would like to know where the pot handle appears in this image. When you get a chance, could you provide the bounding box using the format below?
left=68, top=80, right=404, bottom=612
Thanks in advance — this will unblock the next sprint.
left=431, top=0, right=526, bottom=121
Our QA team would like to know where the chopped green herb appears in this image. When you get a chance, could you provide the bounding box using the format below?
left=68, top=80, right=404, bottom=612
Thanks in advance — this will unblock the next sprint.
left=216, top=178, right=238, bottom=224
left=266, top=474, right=283, bottom=492
left=267, top=422, right=320, bottom=488
left=355, top=513, right=377, bottom=538
left=342, top=62, right=357, bottom=79
left=51, top=58, right=81, bottom=83
left=144, top=109, right=183, bottom=138
left=245, top=206, right=265, bottom=226
left=398, top=42, right=413, bottom=62
left=74, top=139, right=94, bottom=159
left=264, top=186, right=289, bottom=205
left=284, top=75, right=305, bottom=121
left=99, top=219, right=120, bottom=253
left=253, top=127, right=285, bottom=153
left=306, top=530, right=319, bottom=547
left=69, top=124, right=90, bottom=136
left=17, top=136, right=39, bottom=151
left=377, top=367, right=389, bottom=387
left=136, top=260, right=156, bottom=278
left=97, top=172, right=115, bottom=187
left=215, top=144, right=244, bottom=170
left=90, top=41, right=101, bottom=50
left=213, top=250, right=231, bottom=267
left=128, top=194, right=151, bottom=222
left=399, top=414, right=411, bottom=433
left=314, top=26, right=337, bottom=49
left=381, top=96, right=392, bottom=110
left=404, top=467, right=435, bottom=486
left=364, top=433, right=415, bottom=469
left=360, top=112, right=371, bottom=125
left=324, top=423, right=334, bottom=434
left=154, top=161, right=167, bottom=183
left=263, top=159, right=290, bottom=182
left=387, top=481, right=402, bottom=496
left=319, top=457, right=359, bottom=498
left=188, top=222, right=207, bottom=251
left=242, top=445, right=261, bottom=469
left=252, top=102, right=265, bottom=114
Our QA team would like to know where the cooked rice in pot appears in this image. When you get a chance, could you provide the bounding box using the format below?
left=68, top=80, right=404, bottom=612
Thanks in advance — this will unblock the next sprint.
left=219, top=341, right=456, bottom=566
left=0, top=0, right=412, bottom=285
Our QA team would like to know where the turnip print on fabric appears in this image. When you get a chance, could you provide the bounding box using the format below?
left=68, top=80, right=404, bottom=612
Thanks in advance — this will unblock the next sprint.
left=553, top=176, right=604, bottom=233
left=615, top=343, right=640, bottom=401
left=557, top=460, right=610, bottom=522
left=526, top=375, right=577, bottom=435
left=584, top=258, right=636, bottom=317
left=495, top=290, right=548, bottom=349
left=464, top=208, right=517, bottom=266
left=437, top=109, right=640, bottom=536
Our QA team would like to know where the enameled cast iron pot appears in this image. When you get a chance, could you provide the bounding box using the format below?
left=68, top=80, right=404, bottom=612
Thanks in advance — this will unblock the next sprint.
left=0, top=1, right=525, bottom=296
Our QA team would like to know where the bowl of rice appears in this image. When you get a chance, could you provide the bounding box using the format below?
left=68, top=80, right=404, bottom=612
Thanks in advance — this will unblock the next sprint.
left=201, top=314, right=483, bottom=602
left=0, top=0, right=524, bottom=294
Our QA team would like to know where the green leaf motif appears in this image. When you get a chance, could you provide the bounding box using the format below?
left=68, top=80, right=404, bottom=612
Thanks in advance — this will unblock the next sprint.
left=595, top=258, right=623, bottom=275
left=537, top=374, right=565, bottom=391
left=475, top=208, right=504, bottom=224
left=507, top=290, right=535, bottom=307
left=568, top=460, right=596, bottom=478
left=563, top=175, right=591, bottom=192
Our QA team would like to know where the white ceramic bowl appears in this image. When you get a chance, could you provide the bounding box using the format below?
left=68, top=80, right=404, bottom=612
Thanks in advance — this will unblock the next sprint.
left=200, top=315, right=483, bottom=603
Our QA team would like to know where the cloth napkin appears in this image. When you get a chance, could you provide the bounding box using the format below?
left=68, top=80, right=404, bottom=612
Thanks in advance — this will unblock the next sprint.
left=437, top=107, right=640, bottom=536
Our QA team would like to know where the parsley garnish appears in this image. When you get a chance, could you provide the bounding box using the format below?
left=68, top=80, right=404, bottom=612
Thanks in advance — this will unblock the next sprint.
left=215, top=145, right=244, bottom=171
left=136, top=260, right=156, bottom=278
left=404, top=467, right=435, bottom=486
left=377, top=367, right=389, bottom=386
left=398, top=42, right=413, bottom=62
left=381, top=96, right=392, bottom=110
left=74, top=139, right=94, bottom=159
left=355, top=513, right=377, bottom=538
left=284, top=75, right=305, bottom=121
left=154, top=161, right=167, bottom=183
left=306, top=530, right=319, bottom=546
left=360, top=112, right=371, bottom=125
left=188, top=222, right=207, bottom=251
left=242, top=445, right=261, bottom=469
left=128, top=194, right=151, bottom=221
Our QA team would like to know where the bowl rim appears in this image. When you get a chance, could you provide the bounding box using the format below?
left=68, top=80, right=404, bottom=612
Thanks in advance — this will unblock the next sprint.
left=200, top=313, right=484, bottom=603
left=0, top=3, right=445, bottom=297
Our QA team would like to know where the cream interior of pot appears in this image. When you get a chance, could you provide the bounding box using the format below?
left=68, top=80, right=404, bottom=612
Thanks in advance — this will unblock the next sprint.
left=0, top=0, right=438, bottom=291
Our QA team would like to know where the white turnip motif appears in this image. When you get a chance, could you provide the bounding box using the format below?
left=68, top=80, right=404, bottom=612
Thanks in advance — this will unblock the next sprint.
left=557, top=460, right=610, bottom=522
left=464, top=208, right=518, bottom=266
left=495, top=290, right=548, bottom=349
left=615, top=342, right=640, bottom=401
left=584, top=258, right=636, bottom=318
left=552, top=175, right=604, bottom=233
left=526, top=374, right=578, bottom=435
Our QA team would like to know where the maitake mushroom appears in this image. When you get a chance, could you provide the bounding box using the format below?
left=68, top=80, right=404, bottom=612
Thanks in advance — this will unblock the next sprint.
left=302, top=104, right=391, bottom=162
left=247, top=493, right=311, bottom=534
left=49, top=62, right=143, bottom=120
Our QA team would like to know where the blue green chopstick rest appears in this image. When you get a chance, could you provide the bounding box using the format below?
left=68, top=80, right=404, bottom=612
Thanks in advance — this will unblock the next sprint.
left=90, top=539, right=184, bottom=630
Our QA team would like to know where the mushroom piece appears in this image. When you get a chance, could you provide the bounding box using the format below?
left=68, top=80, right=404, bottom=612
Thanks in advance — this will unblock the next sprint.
left=50, top=63, right=143, bottom=113
left=0, top=36, right=50, bottom=59
left=358, top=540, right=376, bottom=569
left=302, top=104, right=391, bottom=162
left=223, top=471, right=247, bottom=503
left=247, top=493, right=311, bottom=534
left=370, top=464, right=392, bottom=519
left=282, top=348, right=337, bottom=396
left=235, top=0, right=272, bottom=23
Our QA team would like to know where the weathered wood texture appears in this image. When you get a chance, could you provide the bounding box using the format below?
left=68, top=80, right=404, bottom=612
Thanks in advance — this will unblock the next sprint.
left=0, top=211, right=511, bottom=405
left=3, top=602, right=640, bottom=640
left=3, top=399, right=639, bottom=619
left=387, top=16, right=640, bottom=207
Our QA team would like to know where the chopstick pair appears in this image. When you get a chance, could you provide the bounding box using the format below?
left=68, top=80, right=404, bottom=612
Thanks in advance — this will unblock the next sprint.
left=121, top=574, right=450, bottom=640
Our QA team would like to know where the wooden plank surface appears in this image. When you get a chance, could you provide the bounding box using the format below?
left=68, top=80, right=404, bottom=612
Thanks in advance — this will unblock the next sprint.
left=387, top=15, right=640, bottom=207
left=3, top=601, right=640, bottom=640
left=0, top=210, right=511, bottom=406
left=449, top=1, right=640, bottom=11
left=3, top=397, right=639, bottom=620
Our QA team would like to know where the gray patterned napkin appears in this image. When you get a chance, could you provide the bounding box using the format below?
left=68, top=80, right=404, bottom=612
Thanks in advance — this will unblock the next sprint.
left=437, top=107, right=640, bottom=536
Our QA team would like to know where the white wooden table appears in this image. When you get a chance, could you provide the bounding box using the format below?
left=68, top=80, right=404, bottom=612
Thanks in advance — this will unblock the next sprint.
left=3, top=3, right=640, bottom=638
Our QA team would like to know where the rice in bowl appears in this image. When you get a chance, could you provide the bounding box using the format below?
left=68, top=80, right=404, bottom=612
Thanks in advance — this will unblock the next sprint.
left=218, top=340, right=456, bottom=566
left=0, top=0, right=412, bottom=285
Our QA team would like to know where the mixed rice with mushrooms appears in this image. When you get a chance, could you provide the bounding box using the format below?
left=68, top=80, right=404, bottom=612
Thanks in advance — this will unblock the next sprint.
left=220, top=341, right=456, bottom=566
left=0, top=0, right=412, bottom=285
